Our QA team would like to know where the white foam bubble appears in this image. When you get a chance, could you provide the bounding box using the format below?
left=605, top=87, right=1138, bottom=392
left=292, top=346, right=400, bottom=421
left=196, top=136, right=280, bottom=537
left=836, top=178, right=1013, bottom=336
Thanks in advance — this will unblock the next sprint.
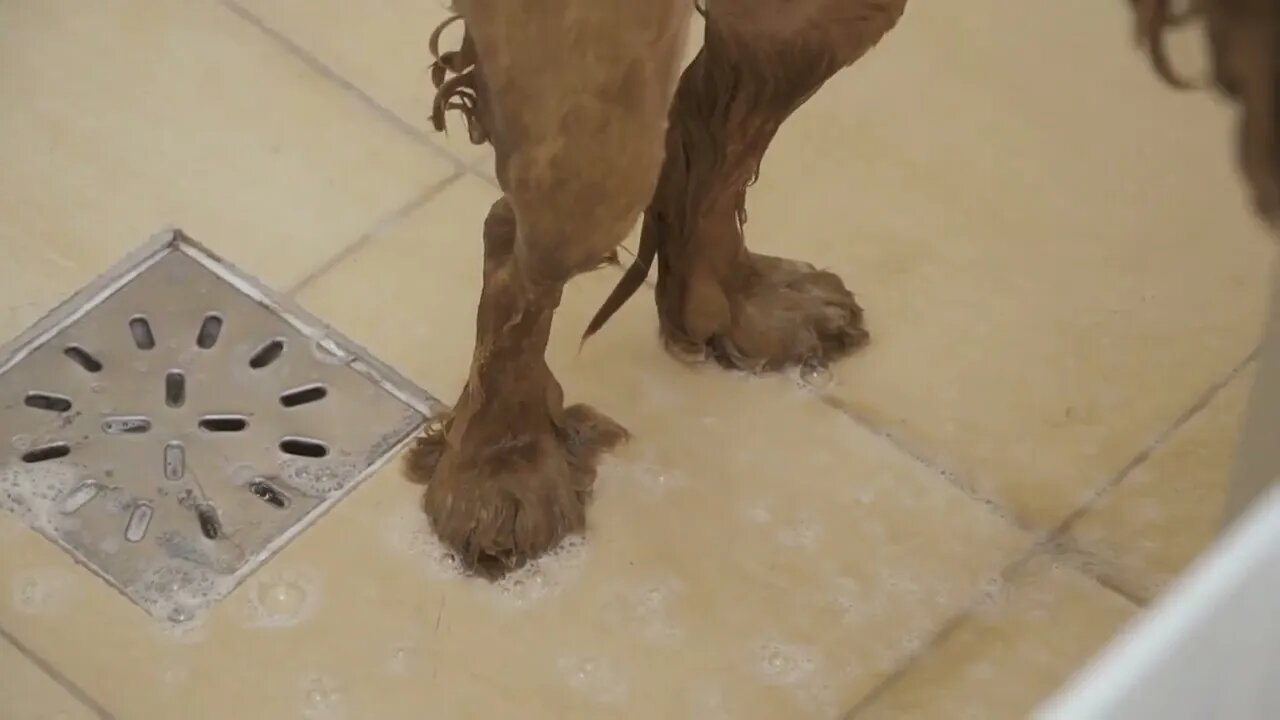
left=753, top=641, right=819, bottom=686
left=387, top=644, right=416, bottom=675
left=300, top=675, right=345, bottom=720
left=129, top=561, right=228, bottom=637
left=0, top=460, right=82, bottom=535
left=831, top=576, right=884, bottom=626
left=556, top=654, right=629, bottom=705
left=241, top=566, right=321, bottom=629
left=279, top=456, right=360, bottom=497
left=385, top=506, right=589, bottom=608
left=795, top=361, right=833, bottom=391
left=490, top=534, right=588, bottom=611
left=381, top=507, right=465, bottom=579
left=606, top=578, right=684, bottom=644
left=10, top=567, right=74, bottom=615
left=598, top=453, right=686, bottom=499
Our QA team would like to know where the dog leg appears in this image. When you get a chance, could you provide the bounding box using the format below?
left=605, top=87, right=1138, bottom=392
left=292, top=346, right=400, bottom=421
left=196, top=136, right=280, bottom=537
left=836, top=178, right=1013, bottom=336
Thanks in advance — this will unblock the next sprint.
left=406, top=0, right=691, bottom=577
left=587, top=0, right=907, bottom=372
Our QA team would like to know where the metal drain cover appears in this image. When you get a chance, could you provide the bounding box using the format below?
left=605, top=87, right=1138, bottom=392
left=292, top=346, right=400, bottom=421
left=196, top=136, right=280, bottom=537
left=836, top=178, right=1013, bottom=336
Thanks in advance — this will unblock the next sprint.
left=0, top=229, right=440, bottom=624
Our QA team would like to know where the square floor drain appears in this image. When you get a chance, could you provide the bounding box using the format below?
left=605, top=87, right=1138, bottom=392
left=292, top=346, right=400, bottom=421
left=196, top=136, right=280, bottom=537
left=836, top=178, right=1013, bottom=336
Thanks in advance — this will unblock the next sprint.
left=0, top=229, right=441, bottom=624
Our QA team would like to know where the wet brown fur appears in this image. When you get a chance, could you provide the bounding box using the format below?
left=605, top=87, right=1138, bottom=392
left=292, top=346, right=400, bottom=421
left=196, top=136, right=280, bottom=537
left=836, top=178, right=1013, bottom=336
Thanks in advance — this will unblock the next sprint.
left=409, top=0, right=1280, bottom=577
left=1134, top=0, right=1280, bottom=224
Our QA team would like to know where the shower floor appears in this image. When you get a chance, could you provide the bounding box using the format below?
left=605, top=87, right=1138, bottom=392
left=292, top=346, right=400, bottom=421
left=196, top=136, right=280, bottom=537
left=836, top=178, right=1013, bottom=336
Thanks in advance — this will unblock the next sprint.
left=0, top=1, right=1273, bottom=718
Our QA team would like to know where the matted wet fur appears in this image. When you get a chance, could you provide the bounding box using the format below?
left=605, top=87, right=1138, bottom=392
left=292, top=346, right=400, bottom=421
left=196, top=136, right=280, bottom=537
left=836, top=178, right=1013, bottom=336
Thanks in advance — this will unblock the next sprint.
left=1133, top=0, right=1280, bottom=225
left=409, top=0, right=1280, bottom=578
left=407, top=0, right=692, bottom=577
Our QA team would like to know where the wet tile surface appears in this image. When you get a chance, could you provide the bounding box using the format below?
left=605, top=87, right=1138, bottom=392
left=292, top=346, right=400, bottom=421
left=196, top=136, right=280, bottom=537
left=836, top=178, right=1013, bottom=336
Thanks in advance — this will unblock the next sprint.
left=1068, top=369, right=1253, bottom=602
left=853, top=556, right=1137, bottom=720
left=0, top=634, right=99, bottom=720
left=0, top=0, right=1265, bottom=717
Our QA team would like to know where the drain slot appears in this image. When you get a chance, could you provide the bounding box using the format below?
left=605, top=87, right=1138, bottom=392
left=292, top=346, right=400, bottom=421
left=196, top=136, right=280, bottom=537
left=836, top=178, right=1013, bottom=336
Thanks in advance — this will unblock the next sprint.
left=102, top=416, right=152, bottom=434
left=196, top=504, right=221, bottom=540
left=280, top=438, right=328, bottom=458
left=196, top=314, right=223, bottom=349
left=0, top=243, right=428, bottom=626
left=165, top=370, right=186, bottom=408
left=124, top=502, right=153, bottom=542
left=64, top=346, right=103, bottom=373
left=24, top=392, right=73, bottom=413
left=22, top=443, right=70, bottom=463
left=198, top=415, right=248, bottom=433
left=280, top=384, right=327, bottom=408
left=248, top=478, right=290, bottom=509
left=249, top=339, right=284, bottom=369
left=248, top=479, right=290, bottom=509
left=163, top=442, right=185, bottom=481
left=59, top=481, right=101, bottom=514
left=129, top=316, right=156, bottom=350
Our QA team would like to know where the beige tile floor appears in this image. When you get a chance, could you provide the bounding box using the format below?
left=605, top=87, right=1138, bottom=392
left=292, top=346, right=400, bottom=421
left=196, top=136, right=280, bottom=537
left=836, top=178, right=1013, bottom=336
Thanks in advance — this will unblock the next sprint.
left=0, top=1, right=1274, bottom=718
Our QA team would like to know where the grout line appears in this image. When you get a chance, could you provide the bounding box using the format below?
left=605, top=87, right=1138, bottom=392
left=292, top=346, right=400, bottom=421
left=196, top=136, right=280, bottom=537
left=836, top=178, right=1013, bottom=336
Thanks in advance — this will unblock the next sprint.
left=0, top=624, right=116, bottom=720
left=288, top=171, right=464, bottom=296
left=216, top=0, right=470, bottom=172
left=841, top=346, right=1258, bottom=718
left=1052, top=346, right=1258, bottom=534
left=818, top=393, right=1038, bottom=536
left=841, top=542, right=1142, bottom=719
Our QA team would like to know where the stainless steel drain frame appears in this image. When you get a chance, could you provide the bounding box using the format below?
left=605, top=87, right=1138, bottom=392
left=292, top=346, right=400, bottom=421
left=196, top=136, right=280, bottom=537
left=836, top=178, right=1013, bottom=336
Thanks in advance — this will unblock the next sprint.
left=0, top=228, right=444, bottom=624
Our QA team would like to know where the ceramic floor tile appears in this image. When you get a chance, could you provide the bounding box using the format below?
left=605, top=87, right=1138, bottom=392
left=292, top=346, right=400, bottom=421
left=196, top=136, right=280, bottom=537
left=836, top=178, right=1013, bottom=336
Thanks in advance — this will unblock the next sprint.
left=235, top=0, right=486, bottom=166
left=1067, top=367, right=1253, bottom=603
left=852, top=555, right=1137, bottom=720
left=298, top=176, right=1033, bottom=715
left=0, top=633, right=100, bottom=720
left=0, top=0, right=451, bottom=309
left=733, top=0, right=1274, bottom=530
left=0, top=175, right=1028, bottom=719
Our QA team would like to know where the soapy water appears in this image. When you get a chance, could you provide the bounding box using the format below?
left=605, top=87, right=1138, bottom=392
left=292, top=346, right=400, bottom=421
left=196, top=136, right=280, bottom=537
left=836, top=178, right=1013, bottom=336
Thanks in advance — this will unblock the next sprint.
left=752, top=641, right=840, bottom=716
left=602, top=577, right=685, bottom=644
left=128, top=561, right=228, bottom=637
left=596, top=452, right=685, bottom=500
left=387, top=643, right=418, bottom=675
left=279, top=456, right=361, bottom=498
left=10, top=567, right=74, bottom=615
left=795, top=360, right=834, bottom=391
left=753, top=641, right=819, bottom=686
left=300, top=675, right=345, bottom=720
left=381, top=507, right=463, bottom=579
left=0, top=460, right=82, bottom=535
left=492, top=533, right=588, bottom=609
left=241, top=566, right=321, bottom=629
left=383, top=506, right=589, bottom=610
left=382, top=622, right=429, bottom=675
left=739, top=497, right=823, bottom=550
left=831, top=575, right=889, bottom=626
left=556, top=654, right=629, bottom=705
